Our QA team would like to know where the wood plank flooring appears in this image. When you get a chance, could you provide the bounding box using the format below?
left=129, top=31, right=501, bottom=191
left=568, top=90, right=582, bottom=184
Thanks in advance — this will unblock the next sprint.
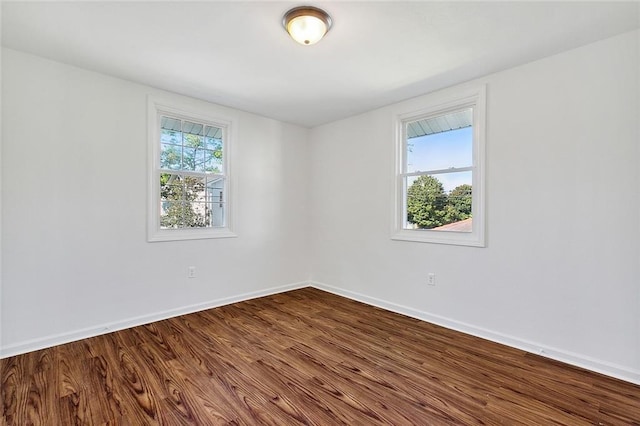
left=2, top=287, right=639, bottom=425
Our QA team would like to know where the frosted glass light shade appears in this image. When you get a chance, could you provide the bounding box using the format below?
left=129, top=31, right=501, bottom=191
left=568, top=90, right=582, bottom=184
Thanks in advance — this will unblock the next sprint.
left=283, top=6, right=332, bottom=45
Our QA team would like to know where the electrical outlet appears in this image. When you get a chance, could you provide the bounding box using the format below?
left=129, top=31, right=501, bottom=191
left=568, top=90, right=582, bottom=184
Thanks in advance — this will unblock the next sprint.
left=427, top=273, right=436, bottom=286
left=188, top=266, right=196, bottom=278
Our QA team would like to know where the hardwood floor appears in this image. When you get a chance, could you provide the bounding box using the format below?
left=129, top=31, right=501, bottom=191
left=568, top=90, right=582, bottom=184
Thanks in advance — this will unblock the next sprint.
left=2, top=287, right=639, bottom=425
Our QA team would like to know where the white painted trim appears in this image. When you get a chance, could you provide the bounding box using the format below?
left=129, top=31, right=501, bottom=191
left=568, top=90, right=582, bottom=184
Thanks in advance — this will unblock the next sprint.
left=392, top=84, right=487, bottom=247
left=309, top=281, right=640, bottom=386
left=0, top=281, right=308, bottom=359
left=147, top=95, right=237, bottom=242
left=5, top=279, right=638, bottom=387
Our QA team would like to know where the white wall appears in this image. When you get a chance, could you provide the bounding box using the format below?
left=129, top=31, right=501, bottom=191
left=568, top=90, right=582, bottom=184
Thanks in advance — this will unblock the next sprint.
left=1, top=48, right=310, bottom=354
left=309, top=30, right=640, bottom=383
left=2, top=31, right=639, bottom=385
left=0, top=8, right=4, bottom=353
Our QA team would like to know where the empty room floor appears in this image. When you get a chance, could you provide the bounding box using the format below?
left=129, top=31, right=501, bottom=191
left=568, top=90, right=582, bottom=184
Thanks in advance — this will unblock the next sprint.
left=2, top=287, right=639, bottom=425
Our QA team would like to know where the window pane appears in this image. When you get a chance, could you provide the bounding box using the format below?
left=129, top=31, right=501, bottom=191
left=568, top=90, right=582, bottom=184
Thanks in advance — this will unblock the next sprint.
left=207, top=177, right=225, bottom=227
left=405, top=171, right=472, bottom=232
left=159, top=173, right=212, bottom=229
left=160, top=144, right=181, bottom=170
left=183, top=121, right=204, bottom=137
left=160, top=173, right=185, bottom=201
left=208, top=202, right=225, bottom=227
left=205, top=125, right=223, bottom=141
left=160, top=201, right=184, bottom=229
left=161, top=129, right=181, bottom=145
left=159, top=117, right=224, bottom=174
left=183, top=133, right=203, bottom=149
left=205, top=136, right=222, bottom=150
left=185, top=202, right=207, bottom=228
left=193, top=149, right=206, bottom=172
left=204, top=134, right=223, bottom=173
left=406, top=108, right=473, bottom=173
left=204, top=149, right=223, bottom=173
left=183, top=175, right=206, bottom=200
left=182, top=148, right=196, bottom=170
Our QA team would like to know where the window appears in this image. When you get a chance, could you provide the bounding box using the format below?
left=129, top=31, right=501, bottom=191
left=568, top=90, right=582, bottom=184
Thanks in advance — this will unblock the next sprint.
left=148, top=97, right=236, bottom=242
left=393, top=85, right=486, bottom=247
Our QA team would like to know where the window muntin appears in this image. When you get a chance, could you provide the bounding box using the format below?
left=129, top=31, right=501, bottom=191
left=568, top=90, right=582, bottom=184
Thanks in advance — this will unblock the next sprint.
left=160, top=117, right=223, bottom=173
left=393, top=86, right=485, bottom=247
left=148, top=97, right=235, bottom=242
left=158, top=116, right=225, bottom=230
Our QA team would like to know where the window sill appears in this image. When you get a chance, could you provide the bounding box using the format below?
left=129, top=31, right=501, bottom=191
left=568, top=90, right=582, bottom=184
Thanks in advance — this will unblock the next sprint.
left=148, top=228, right=237, bottom=242
left=391, top=229, right=485, bottom=247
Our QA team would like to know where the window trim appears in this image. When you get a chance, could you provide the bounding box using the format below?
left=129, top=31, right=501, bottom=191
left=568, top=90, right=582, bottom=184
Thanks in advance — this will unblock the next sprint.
left=147, top=96, right=237, bottom=242
left=392, top=85, right=486, bottom=247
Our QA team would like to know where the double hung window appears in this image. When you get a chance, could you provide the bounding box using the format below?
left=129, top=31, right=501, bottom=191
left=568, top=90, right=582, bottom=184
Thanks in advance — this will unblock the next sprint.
left=393, top=86, right=486, bottom=247
left=148, top=98, right=235, bottom=242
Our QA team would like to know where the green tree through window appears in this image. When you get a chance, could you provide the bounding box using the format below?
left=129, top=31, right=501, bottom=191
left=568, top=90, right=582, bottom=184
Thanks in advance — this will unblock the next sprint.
left=394, top=85, right=485, bottom=246
left=407, top=176, right=472, bottom=229
left=158, top=118, right=225, bottom=229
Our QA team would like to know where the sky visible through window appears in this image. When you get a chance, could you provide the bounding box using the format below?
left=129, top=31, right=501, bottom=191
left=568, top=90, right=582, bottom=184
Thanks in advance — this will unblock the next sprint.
left=407, top=127, right=472, bottom=192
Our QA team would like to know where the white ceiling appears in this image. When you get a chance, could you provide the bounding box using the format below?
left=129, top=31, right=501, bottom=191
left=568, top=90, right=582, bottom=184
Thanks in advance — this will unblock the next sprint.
left=2, top=1, right=639, bottom=128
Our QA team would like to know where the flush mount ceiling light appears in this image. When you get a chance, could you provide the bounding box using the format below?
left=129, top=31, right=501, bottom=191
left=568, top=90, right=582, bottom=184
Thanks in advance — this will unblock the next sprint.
left=283, top=6, right=332, bottom=45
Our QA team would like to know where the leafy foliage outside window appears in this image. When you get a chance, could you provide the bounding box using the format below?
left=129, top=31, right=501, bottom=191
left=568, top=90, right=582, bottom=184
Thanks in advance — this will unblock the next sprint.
left=158, top=117, right=225, bottom=229
left=160, top=174, right=208, bottom=228
left=394, top=86, right=485, bottom=246
left=402, top=108, right=474, bottom=232
left=407, top=176, right=471, bottom=229
left=160, top=127, right=222, bottom=173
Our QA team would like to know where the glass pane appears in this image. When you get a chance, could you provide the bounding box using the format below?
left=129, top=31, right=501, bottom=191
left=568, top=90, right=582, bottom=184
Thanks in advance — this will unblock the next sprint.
left=183, top=175, right=206, bottom=201
left=160, top=173, right=185, bottom=201
left=160, top=201, right=186, bottom=229
left=185, top=202, right=207, bottom=228
left=205, top=125, right=223, bottom=141
left=208, top=202, right=225, bottom=227
left=183, top=133, right=203, bottom=149
left=406, top=109, right=473, bottom=173
left=159, top=174, right=211, bottom=229
left=405, top=171, right=472, bottom=232
left=183, top=121, right=204, bottom=137
left=182, top=148, right=196, bottom=170
left=158, top=117, right=226, bottom=230
left=159, top=116, right=224, bottom=174
left=205, top=136, right=222, bottom=150
left=204, top=149, right=223, bottom=173
left=161, top=129, right=181, bottom=145
left=160, top=144, right=182, bottom=170
left=193, top=149, right=206, bottom=172
left=206, top=177, right=225, bottom=227
left=161, top=116, right=182, bottom=132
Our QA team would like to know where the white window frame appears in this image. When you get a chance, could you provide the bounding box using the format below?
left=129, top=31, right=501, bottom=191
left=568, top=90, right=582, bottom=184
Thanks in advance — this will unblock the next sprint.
left=392, top=85, right=486, bottom=247
left=147, top=96, right=237, bottom=242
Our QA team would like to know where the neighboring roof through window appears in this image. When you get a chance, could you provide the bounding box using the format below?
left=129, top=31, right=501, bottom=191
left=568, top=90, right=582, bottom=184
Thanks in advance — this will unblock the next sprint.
left=407, top=108, right=472, bottom=139
left=161, top=116, right=223, bottom=139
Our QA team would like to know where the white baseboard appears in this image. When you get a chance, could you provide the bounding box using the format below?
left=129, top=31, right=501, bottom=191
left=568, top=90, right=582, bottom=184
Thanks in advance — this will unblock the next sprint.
left=0, top=281, right=308, bottom=359
left=309, top=281, right=640, bottom=386
left=4, top=280, right=639, bottom=387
